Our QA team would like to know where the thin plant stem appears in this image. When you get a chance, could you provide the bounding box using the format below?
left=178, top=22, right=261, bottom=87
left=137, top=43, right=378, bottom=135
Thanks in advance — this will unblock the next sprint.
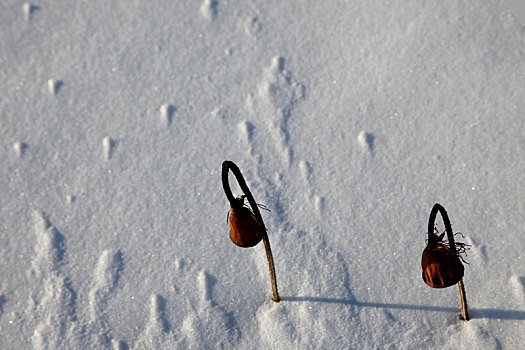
left=427, top=203, right=456, bottom=250
left=428, top=203, right=469, bottom=321
left=222, top=160, right=280, bottom=302
left=458, top=280, right=470, bottom=321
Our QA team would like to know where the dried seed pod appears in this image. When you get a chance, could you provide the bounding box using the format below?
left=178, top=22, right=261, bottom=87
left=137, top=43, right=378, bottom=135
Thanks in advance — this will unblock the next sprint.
left=228, top=196, right=264, bottom=248
left=422, top=242, right=464, bottom=288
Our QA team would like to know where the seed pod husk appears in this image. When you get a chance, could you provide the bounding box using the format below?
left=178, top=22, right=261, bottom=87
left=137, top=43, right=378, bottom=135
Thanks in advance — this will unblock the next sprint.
left=228, top=197, right=264, bottom=248
left=422, top=243, right=464, bottom=288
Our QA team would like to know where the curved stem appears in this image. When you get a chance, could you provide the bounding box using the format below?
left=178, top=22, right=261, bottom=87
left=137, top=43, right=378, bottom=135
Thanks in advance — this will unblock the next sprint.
left=427, top=203, right=456, bottom=252
left=427, top=203, right=469, bottom=321
left=222, top=161, right=236, bottom=205
left=222, top=161, right=280, bottom=302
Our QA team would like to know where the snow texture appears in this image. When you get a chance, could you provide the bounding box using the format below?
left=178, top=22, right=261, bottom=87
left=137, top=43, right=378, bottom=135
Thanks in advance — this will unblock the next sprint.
left=1, top=0, right=524, bottom=349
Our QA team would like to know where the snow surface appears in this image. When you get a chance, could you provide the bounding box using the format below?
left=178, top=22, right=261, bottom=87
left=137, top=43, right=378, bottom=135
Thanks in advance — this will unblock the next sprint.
left=1, top=0, right=525, bottom=349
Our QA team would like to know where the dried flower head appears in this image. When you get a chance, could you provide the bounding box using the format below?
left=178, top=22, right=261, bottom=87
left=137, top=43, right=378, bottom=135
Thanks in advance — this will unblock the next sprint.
left=422, top=228, right=469, bottom=288
left=228, top=196, right=265, bottom=248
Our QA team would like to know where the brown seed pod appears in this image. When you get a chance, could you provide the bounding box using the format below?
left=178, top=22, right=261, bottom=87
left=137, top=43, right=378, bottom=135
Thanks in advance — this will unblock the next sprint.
left=422, top=242, right=464, bottom=288
left=228, top=196, right=264, bottom=248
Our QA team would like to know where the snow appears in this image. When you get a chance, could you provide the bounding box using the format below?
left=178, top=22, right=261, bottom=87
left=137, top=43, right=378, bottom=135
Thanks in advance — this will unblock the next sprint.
left=1, top=0, right=524, bottom=348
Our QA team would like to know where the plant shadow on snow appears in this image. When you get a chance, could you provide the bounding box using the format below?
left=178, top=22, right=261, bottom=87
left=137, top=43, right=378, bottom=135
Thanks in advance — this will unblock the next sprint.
left=280, top=297, right=525, bottom=321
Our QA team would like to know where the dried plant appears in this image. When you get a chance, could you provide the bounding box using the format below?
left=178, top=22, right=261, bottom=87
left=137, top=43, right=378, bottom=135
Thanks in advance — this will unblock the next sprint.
left=222, top=160, right=280, bottom=302
left=422, top=203, right=470, bottom=320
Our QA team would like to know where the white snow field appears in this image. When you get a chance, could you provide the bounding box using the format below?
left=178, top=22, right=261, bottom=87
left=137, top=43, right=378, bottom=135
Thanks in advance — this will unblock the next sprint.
left=1, top=0, right=525, bottom=349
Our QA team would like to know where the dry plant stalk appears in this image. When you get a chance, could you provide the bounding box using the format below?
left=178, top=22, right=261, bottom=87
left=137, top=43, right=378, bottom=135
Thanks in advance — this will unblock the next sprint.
left=222, top=160, right=280, bottom=302
left=423, top=203, right=470, bottom=321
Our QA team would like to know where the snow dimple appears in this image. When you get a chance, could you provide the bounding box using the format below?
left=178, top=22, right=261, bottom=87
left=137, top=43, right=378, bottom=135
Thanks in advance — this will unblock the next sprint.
left=476, top=244, right=488, bottom=264
left=159, top=104, right=175, bottom=127
left=132, top=294, right=173, bottom=349
left=200, top=0, right=218, bottom=21
left=464, top=236, right=488, bottom=264
left=298, top=159, right=326, bottom=217
left=298, top=160, right=313, bottom=185
left=102, top=136, right=114, bottom=160
left=112, top=339, right=128, bottom=350
left=237, top=120, right=255, bottom=152
left=197, top=269, right=215, bottom=302
left=22, top=3, right=38, bottom=21
left=509, top=275, right=525, bottom=307
left=358, top=131, right=375, bottom=153
left=13, top=141, right=28, bottom=157
left=211, top=106, right=228, bottom=120
left=47, top=79, right=63, bottom=95
left=314, top=195, right=326, bottom=215
left=244, top=16, right=261, bottom=38
left=149, top=294, right=170, bottom=333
